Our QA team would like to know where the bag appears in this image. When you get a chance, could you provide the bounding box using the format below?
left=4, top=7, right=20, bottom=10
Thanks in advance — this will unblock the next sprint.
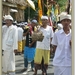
left=32, top=31, right=44, bottom=42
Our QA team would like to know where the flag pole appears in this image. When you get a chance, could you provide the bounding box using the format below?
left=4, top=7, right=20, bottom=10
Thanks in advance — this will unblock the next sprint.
left=38, top=0, right=43, bottom=25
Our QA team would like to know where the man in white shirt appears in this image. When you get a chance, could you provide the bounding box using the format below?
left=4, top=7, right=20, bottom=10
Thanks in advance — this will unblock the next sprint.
left=33, top=16, right=54, bottom=75
left=2, top=15, right=18, bottom=75
left=51, top=13, right=71, bottom=75
left=17, top=24, right=23, bottom=55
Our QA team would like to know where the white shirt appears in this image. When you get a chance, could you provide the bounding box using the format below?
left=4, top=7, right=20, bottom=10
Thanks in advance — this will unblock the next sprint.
left=17, top=27, right=23, bottom=41
left=51, top=29, right=71, bottom=66
left=36, top=25, right=54, bottom=50
left=2, top=25, right=18, bottom=51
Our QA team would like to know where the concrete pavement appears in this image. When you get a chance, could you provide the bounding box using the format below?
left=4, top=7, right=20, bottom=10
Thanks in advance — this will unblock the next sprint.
left=15, top=54, right=54, bottom=75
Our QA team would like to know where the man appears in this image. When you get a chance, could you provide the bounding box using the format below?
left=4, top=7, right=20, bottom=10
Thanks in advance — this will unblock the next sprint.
left=33, top=16, right=54, bottom=75
left=2, top=15, right=18, bottom=75
left=17, top=23, right=23, bottom=55
left=21, top=20, right=38, bottom=72
left=51, top=13, right=71, bottom=75
left=21, top=22, right=28, bottom=53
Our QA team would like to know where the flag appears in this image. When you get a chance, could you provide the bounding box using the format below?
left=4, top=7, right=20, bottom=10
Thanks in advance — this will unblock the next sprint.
left=47, top=5, right=52, bottom=17
left=51, top=5, right=56, bottom=22
left=48, top=17, right=53, bottom=26
left=46, top=5, right=53, bottom=27
left=55, top=4, right=59, bottom=21
left=55, top=5, right=58, bottom=16
left=38, top=0, right=43, bottom=25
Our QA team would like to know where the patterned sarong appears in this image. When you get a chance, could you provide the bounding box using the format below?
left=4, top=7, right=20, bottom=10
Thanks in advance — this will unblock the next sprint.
left=24, top=46, right=36, bottom=62
left=18, top=41, right=22, bottom=52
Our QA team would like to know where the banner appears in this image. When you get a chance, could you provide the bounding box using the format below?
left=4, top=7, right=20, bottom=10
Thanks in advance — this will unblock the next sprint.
left=38, top=0, right=43, bottom=24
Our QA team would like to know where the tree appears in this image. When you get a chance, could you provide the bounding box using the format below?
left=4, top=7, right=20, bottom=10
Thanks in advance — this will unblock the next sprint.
left=55, top=0, right=67, bottom=12
left=24, top=0, right=38, bottom=22
left=24, top=0, right=68, bottom=21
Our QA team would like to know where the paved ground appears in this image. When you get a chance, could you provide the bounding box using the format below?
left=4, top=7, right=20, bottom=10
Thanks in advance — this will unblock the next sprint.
left=15, top=54, right=54, bottom=75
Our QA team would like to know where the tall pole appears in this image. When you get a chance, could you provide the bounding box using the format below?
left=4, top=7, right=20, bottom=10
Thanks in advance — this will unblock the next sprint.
left=38, top=0, right=43, bottom=25
left=47, top=0, right=48, bottom=10
left=28, top=6, right=30, bottom=21
left=66, top=0, right=70, bottom=14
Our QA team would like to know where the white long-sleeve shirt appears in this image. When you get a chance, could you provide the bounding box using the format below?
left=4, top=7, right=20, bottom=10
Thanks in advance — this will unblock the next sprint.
left=51, top=29, right=71, bottom=66
left=2, top=25, right=18, bottom=51
left=17, top=27, right=23, bottom=41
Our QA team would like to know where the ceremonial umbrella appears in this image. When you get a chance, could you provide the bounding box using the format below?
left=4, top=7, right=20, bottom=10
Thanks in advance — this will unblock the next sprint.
left=26, top=0, right=35, bottom=11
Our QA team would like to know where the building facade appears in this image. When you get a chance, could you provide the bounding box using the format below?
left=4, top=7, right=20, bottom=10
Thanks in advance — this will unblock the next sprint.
left=2, top=0, right=27, bottom=22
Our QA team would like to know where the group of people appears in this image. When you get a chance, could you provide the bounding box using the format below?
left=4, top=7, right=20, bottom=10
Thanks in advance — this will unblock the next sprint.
left=2, top=11, right=72, bottom=75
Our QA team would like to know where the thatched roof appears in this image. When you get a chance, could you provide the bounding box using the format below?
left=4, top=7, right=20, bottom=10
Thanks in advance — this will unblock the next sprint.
left=7, top=0, right=16, bottom=4
left=15, top=0, right=27, bottom=6
left=3, top=0, right=27, bottom=6
left=2, top=0, right=35, bottom=10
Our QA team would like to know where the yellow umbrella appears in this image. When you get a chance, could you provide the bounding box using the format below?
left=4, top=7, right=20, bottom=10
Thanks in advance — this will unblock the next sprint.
left=26, top=0, right=35, bottom=10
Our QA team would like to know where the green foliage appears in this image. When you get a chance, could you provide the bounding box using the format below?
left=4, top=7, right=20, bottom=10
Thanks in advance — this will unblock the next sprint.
left=24, top=0, right=68, bottom=21
left=55, top=0, right=67, bottom=11
left=24, top=0, right=38, bottom=21
left=32, top=0, right=38, bottom=2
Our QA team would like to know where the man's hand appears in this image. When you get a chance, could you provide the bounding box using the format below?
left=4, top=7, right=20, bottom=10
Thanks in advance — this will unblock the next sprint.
left=14, top=49, right=17, bottom=53
left=29, top=41, right=36, bottom=47
left=23, top=29, right=30, bottom=36
left=50, top=47, right=53, bottom=54
left=29, top=43, right=32, bottom=47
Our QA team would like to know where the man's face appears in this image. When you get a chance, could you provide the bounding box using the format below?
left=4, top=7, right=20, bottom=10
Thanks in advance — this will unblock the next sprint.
left=41, top=19, right=48, bottom=25
left=5, top=19, right=12, bottom=26
left=61, top=19, right=71, bottom=28
left=31, top=22, right=36, bottom=27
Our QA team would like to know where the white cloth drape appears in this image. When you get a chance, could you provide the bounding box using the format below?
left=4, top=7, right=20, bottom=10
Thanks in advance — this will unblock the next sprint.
left=2, top=50, right=15, bottom=75
left=54, top=66, right=71, bottom=75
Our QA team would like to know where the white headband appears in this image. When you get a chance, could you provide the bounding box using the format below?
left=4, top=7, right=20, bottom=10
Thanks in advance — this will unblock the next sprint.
left=60, top=14, right=71, bottom=21
left=4, top=15, right=13, bottom=21
left=41, top=16, right=48, bottom=20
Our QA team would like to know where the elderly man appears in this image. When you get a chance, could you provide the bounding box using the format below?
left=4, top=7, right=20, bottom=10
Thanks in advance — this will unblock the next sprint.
left=2, top=15, right=18, bottom=75
left=33, top=16, right=54, bottom=75
left=51, top=13, right=71, bottom=75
